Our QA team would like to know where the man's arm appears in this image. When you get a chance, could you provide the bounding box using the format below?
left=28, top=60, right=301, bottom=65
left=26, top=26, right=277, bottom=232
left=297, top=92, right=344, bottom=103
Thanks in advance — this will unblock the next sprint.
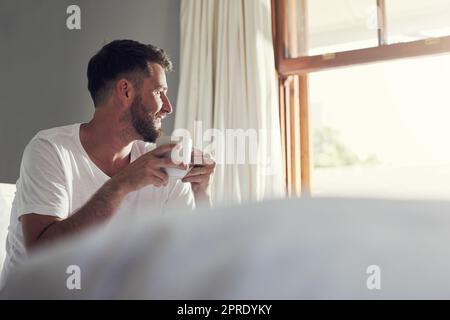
left=21, top=178, right=127, bottom=251
left=21, top=143, right=187, bottom=252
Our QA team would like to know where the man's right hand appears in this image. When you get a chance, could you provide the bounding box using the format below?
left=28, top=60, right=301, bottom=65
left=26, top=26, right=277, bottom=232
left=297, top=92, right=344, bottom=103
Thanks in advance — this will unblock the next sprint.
left=112, top=143, right=188, bottom=193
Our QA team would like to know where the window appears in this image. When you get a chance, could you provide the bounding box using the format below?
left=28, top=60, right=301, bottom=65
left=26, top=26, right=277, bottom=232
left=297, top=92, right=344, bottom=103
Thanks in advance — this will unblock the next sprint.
left=387, top=0, right=450, bottom=44
left=311, top=54, right=450, bottom=199
left=273, top=0, right=450, bottom=198
left=286, top=0, right=378, bottom=57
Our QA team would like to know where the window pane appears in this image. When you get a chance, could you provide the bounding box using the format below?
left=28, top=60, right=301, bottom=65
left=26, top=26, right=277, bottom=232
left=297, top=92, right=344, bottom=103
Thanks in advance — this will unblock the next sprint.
left=386, top=0, right=450, bottom=44
left=285, top=0, right=378, bottom=58
left=309, top=54, right=450, bottom=200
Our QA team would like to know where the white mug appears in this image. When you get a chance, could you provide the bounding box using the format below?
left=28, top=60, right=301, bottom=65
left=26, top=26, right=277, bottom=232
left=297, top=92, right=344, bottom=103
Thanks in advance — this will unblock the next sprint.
left=155, top=135, right=193, bottom=179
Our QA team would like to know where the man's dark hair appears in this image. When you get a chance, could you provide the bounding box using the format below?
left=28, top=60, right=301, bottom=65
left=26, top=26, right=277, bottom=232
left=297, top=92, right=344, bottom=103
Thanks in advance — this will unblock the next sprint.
left=87, top=39, right=172, bottom=106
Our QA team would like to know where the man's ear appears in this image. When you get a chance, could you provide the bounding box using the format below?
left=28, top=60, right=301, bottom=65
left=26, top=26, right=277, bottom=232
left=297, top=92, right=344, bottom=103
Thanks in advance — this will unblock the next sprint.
left=115, top=79, right=135, bottom=108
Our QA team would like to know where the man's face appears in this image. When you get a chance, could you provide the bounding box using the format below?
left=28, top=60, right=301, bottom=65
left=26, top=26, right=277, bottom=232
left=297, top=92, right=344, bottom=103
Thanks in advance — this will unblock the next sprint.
left=130, top=63, right=172, bottom=142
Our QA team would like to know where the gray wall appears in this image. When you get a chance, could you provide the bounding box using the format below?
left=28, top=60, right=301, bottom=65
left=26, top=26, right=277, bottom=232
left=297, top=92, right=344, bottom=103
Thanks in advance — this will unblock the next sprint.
left=0, top=0, right=180, bottom=183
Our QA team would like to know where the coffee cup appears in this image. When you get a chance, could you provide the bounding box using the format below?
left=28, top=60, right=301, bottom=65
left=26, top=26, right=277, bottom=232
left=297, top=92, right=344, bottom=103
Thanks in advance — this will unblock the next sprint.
left=155, top=135, right=192, bottom=179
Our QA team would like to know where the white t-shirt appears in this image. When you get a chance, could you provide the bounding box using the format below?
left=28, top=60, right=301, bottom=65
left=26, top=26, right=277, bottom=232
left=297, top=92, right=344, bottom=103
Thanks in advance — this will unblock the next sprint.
left=0, top=123, right=195, bottom=285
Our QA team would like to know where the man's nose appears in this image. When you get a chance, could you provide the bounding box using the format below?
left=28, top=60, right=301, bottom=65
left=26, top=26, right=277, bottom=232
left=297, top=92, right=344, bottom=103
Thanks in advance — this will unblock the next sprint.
left=162, top=93, right=173, bottom=114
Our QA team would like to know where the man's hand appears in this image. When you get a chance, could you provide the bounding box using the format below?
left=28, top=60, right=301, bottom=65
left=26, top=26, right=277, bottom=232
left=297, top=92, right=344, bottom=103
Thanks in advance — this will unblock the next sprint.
left=182, top=148, right=216, bottom=205
left=113, top=143, right=188, bottom=193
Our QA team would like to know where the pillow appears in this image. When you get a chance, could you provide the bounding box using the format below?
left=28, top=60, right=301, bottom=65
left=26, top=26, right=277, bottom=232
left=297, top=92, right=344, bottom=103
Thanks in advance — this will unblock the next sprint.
left=0, top=183, right=16, bottom=272
left=0, top=183, right=15, bottom=212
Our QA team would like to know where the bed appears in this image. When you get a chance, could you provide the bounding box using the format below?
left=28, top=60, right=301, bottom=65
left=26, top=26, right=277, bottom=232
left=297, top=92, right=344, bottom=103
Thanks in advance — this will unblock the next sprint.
left=2, top=196, right=450, bottom=299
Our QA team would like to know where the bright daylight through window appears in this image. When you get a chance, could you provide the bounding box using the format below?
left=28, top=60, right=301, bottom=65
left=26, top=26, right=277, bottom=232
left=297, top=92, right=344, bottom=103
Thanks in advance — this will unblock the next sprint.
left=310, top=53, right=450, bottom=199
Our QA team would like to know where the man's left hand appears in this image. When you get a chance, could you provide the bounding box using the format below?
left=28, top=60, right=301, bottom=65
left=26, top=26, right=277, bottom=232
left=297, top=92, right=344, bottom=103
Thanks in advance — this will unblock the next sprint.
left=182, top=148, right=215, bottom=205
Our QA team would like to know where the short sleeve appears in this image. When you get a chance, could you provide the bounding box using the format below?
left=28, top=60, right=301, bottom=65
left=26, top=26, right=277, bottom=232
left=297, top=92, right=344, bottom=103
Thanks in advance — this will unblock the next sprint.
left=164, top=179, right=195, bottom=213
left=15, top=137, right=69, bottom=220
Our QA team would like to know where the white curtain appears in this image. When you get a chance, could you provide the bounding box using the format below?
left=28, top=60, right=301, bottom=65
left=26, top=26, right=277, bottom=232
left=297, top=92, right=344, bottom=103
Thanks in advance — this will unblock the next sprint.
left=175, top=0, right=285, bottom=205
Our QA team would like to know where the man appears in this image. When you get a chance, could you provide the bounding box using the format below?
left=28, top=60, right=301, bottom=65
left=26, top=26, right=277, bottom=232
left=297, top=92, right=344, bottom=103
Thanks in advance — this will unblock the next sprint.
left=0, top=40, right=215, bottom=285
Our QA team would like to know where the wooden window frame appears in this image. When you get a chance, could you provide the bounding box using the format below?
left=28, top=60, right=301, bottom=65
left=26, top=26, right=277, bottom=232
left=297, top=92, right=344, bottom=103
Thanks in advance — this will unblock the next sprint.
left=272, top=0, right=450, bottom=196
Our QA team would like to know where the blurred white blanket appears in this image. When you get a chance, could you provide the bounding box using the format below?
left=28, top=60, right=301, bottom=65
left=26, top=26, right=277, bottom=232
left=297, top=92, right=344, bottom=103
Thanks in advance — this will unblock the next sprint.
left=2, top=197, right=450, bottom=299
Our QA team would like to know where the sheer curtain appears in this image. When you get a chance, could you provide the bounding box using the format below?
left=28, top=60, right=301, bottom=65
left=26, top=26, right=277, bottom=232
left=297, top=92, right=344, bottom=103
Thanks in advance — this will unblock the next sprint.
left=175, top=0, right=285, bottom=205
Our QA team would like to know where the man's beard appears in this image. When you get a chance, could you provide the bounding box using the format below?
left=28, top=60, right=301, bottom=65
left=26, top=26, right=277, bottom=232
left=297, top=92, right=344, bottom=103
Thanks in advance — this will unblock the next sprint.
left=130, top=95, right=163, bottom=143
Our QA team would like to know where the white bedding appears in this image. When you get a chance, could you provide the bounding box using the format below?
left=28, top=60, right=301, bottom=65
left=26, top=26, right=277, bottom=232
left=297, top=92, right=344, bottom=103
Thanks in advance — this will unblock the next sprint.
left=2, top=197, right=450, bottom=299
